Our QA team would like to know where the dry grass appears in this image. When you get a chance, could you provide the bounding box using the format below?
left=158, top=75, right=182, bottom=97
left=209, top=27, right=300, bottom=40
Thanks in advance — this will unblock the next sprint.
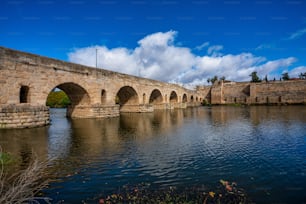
left=0, top=146, right=52, bottom=204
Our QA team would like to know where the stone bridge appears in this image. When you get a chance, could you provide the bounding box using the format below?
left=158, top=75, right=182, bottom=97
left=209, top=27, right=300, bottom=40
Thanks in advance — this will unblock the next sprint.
left=0, top=47, right=202, bottom=128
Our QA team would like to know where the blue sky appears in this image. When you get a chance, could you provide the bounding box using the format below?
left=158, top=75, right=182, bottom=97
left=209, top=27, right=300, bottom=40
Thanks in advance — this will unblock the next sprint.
left=1, top=0, right=306, bottom=86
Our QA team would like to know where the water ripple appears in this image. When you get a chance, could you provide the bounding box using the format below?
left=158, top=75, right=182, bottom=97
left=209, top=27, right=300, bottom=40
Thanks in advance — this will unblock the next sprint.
left=1, top=107, right=305, bottom=203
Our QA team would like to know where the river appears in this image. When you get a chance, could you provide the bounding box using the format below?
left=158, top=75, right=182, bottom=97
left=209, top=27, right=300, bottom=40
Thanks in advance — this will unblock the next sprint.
left=0, top=106, right=305, bottom=203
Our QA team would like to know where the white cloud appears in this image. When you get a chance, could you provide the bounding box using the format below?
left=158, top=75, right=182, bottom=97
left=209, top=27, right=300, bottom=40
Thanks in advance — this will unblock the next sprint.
left=68, top=31, right=299, bottom=88
left=255, top=57, right=296, bottom=74
left=134, top=31, right=195, bottom=81
left=68, top=46, right=139, bottom=75
left=288, top=28, right=306, bottom=40
left=207, top=45, right=223, bottom=56
left=137, top=30, right=177, bottom=47
left=195, top=42, right=209, bottom=51
left=255, top=43, right=274, bottom=50
left=288, top=66, right=306, bottom=78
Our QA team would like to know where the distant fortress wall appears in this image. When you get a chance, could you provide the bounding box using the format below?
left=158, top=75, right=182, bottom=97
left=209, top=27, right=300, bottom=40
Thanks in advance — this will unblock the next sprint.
left=197, top=80, right=306, bottom=105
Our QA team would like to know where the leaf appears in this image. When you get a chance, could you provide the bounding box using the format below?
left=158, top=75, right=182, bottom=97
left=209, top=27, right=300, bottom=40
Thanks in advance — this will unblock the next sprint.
left=219, top=179, right=228, bottom=186
left=209, top=191, right=215, bottom=198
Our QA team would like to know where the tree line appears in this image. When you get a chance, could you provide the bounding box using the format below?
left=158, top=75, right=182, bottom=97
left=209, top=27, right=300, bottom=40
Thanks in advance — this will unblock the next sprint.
left=206, top=71, right=306, bottom=84
left=249, top=71, right=306, bottom=82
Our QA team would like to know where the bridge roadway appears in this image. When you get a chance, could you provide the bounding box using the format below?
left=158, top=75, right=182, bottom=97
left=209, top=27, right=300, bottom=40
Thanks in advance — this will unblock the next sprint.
left=0, top=47, right=202, bottom=128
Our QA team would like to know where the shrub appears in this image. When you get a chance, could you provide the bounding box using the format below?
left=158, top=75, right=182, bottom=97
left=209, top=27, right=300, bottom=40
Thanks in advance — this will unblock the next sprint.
left=0, top=147, right=52, bottom=204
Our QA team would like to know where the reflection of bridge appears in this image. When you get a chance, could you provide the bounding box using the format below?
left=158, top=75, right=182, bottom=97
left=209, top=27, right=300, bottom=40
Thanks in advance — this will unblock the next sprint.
left=0, top=47, right=202, bottom=128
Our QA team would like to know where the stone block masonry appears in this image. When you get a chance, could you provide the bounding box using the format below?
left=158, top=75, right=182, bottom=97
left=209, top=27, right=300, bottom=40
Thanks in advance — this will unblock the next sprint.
left=197, top=80, right=306, bottom=105
left=67, top=105, right=120, bottom=118
left=0, top=104, right=49, bottom=128
left=250, top=81, right=306, bottom=104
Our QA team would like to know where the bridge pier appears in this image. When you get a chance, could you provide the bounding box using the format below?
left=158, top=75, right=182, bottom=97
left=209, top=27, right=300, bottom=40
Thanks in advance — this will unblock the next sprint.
left=0, top=102, right=198, bottom=129
left=152, top=103, right=167, bottom=110
left=166, top=103, right=188, bottom=109
left=0, top=104, right=50, bottom=129
left=67, top=104, right=120, bottom=118
left=119, top=104, right=154, bottom=113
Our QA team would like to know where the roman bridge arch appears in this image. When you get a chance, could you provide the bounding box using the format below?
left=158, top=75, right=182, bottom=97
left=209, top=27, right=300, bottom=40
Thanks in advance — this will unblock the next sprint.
left=149, top=89, right=164, bottom=109
left=44, top=82, right=92, bottom=118
left=115, top=85, right=143, bottom=112
left=0, top=47, right=202, bottom=128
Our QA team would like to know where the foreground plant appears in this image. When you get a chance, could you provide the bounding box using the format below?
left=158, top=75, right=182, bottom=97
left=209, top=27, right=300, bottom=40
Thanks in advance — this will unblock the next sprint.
left=0, top=147, right=52, bottom=204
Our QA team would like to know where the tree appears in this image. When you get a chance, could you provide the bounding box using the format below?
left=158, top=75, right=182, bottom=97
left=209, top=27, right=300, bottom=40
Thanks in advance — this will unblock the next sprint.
left=282, top=72, right=290, bottom=80
left=211, top=76, right=218, bottom=84
left=220, top=76, right=226, bottom=81
left=46, top=90, right=71, bottom=108
left=299, top=73, right=303, bottom=79
left=250, top=71, right=261, bottom=82
left=207, top=76, right=218, bottom=84
left=264, top=75, right=268, bottom=82
left=299, top=72, right=306, bottom=79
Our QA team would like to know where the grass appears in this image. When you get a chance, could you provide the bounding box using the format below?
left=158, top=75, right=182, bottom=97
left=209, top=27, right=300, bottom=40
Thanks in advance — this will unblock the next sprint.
left=0, top=152, right=14, bottom=165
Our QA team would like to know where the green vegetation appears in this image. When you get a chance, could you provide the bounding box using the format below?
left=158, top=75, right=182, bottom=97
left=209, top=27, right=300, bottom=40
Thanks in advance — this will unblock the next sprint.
left=264, top=75, right=268, bottom=82
left=115, top=96, right=120, bottom=104
left=46, top=90, right=71, bottom=108
left=207, top=76, right=225, bottom=84
left=206, top=71, right=305, bottom=85
left=282, top=72, right=290, bottom=80
left=299, top=72, right=306, bottom=79
left=202, top=99, right=211, bottom=106
left=207, top=76, right=218, bottom=84
left=250, top=71, right=261, bottom=82
left=0, top=152, right=14, bottom=165
left=220, top=76, right=226, bottom=81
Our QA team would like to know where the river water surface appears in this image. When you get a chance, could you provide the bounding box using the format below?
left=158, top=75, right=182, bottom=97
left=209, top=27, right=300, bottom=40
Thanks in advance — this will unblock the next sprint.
left=0, top=106, right=305, bottom=203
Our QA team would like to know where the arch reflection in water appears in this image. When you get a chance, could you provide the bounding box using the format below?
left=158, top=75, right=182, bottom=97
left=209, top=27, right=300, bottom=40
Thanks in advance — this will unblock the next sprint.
left=0, top=127, right=49, bottom=168
left=47, top=108, right=73, bottom=159
left=65, top=109, right=187, bottom=159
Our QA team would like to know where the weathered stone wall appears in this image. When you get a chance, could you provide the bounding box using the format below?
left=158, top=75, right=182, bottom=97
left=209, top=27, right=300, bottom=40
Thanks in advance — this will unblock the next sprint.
left=119, top=104, right=154, bottom=113
left=0, top=104, right=49, bottom=128
left=223, top=82, right=250, bottom=104
left=91, top=105, right=120, bottom=117
left=198, top=80, right=306, bottom=105
left=173, top=102, right=188, bottom=109
left=249, top=81, right=306, bottom=104
left=210, top=82, right=223, bottom=104
left=67, top=105, right=120, bottom=118
left=153, top=103, right=167, bottom=110
left=195, top=86, right=211, bottom=103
